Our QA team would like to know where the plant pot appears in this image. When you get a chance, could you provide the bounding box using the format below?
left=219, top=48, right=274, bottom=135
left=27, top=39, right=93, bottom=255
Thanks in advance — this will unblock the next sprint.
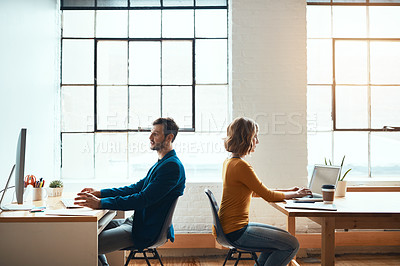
left=335, top=181, right=347, bottom=197
left=47, top=187, right=64, bottom=197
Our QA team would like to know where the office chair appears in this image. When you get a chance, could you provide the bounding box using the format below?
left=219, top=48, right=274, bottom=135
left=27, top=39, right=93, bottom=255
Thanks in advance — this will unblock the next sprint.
left=205, top=189, right=278, bottom=266
left=121, top=197, right=179, bottom=266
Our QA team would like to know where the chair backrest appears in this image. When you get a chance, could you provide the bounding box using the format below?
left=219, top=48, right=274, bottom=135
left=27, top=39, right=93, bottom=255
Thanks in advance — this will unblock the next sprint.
left=148, top=197, right=179, bottom=249
left=204, top=189, right=236, bottom=249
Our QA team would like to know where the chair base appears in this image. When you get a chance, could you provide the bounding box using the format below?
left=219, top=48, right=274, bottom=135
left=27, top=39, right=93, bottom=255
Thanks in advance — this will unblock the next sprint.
left=124, top=248, right=163, bottom=266
left=223, top=248, right=259, bottom=266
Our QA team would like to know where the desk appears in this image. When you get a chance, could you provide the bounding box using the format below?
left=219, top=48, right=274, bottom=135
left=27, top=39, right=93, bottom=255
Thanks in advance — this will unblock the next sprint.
left=0, top=196, right=116, bottom=266
left=270, top=192, right=400, bottom=266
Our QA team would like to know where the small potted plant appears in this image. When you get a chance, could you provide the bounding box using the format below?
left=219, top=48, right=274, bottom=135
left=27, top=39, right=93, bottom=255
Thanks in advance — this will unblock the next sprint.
left=325, top=156, right=352, bottom=197
left=48, top=180, right=64, bottom=197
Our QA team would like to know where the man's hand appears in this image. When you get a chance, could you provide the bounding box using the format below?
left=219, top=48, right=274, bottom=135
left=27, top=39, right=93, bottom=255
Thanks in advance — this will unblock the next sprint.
left=75, top=192, right=101, bottom=209
left=80, top=188, right=101, bottom=197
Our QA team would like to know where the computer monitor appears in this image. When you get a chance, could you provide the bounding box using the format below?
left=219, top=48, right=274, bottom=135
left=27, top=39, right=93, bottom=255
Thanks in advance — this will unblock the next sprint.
left=0, top=128, right=33, bottom=211
left=15, top=128, right=26, bottom=204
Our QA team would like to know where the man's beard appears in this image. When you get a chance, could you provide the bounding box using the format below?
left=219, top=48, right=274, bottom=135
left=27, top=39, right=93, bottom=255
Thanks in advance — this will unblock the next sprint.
left=150, top=139, right=166, bottom=151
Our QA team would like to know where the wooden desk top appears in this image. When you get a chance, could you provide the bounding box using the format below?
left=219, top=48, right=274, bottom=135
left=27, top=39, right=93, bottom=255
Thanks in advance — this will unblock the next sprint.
left=0, top=195, right=108, bottom=223
left=270, top=192, right=400, bottom=218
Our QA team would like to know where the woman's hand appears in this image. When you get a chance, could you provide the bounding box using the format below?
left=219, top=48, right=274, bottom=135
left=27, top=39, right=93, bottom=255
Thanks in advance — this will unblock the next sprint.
left=80, top=187, right=101, bottom=197
left=74, top=192, right=101, bottom=209
left=283, top=187, right=312, bottom=199
left=295, top=187, right=312, bottom=198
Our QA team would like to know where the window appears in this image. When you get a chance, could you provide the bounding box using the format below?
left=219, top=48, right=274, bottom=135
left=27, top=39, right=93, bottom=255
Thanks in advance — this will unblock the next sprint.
left=307, top=0, right=400, bottom=180
left=60, top=0, right=229, bottom=182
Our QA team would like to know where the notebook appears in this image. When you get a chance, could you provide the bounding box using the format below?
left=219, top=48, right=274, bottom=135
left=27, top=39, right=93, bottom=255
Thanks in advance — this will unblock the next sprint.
left=285, top=201, right=337, bottom=211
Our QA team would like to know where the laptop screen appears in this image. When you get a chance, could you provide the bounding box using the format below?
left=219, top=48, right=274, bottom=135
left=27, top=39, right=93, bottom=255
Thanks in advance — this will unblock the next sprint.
left=309, top=165, right=341, bottom=196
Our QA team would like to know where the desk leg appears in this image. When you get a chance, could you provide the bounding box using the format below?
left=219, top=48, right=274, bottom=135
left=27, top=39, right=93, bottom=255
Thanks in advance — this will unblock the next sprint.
left=321, top=217, right=335, bottom=266
left=287, top=216, right=297, bottom=265
left=287, top=216, right=296, bottom=236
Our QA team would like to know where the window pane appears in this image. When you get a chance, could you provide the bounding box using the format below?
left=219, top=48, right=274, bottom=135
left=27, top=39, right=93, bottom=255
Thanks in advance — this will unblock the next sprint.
left=162, top=41, right=192, bottom=85
left=307, top=132, right=333, bottom=179
left=371, top=86, right=400, bottom=129
left=195, top=10, right=227, bottom=38
left=63, top=11, right=94, bottom=38
left=62, top=133, right=94, bottom=179
left=336, top=86, right=368, bottom=129
left=370, top=7, right=400, bottom=38
left=97, top=86, right=128, bottom=130
left=335, top=41, right=368, bottom=84
left=96, top=11, right=128, bottom=38
left=196, top=39, right=227, bottom=84
left=128, top=132, right=158, bottom=181
left=129, top=41, right=160, bottom=85
left=307, top=39, right=332, bottom=84
left=370, top=41, right=400, bottom=85
left=129, top=10, right=161, bottom=38
left=332, top=6, right=367, bottom=37
left=62, top=39, right=94, bottom=84
left=174, top=132, right=227, bottom=182
left=195, top=85, right=228, bottom=132
left=97, top=41, right=128, bottom=85
left=129, top=86, right=161, bottom=129
left=306, top=6, right=331, bottom=38
left=333, top=131, right=368, bottom=177
left=164, top=0, right=193, bottom=6
left=130, top=0, right=160, bottom=6
left=97, top=0, right=128, bottom=7
left=371, top=132, right=400, bottom=177
left=95, top=133, right=128, bottom=179
left=162, top=86, right=192, bottom=128
left=62, top=0, right=95, bottom=7
left=162, top=10, right=194, bottom=38
left=62, top=86, right=94, bottom=132
left=196, top=0, right=227, bottom=6
left=307, top=86, right=332, bottom=131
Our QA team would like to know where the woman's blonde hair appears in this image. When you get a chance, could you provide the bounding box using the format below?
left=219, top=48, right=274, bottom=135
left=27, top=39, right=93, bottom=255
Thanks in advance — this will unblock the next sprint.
left=224, top=117, right=259, bottom=156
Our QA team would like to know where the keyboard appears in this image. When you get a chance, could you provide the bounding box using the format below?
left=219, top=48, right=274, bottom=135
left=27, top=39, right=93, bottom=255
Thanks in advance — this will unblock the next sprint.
left=1, top=203, right=34, bottom=211
left=61, top=198, right=83, bottom=209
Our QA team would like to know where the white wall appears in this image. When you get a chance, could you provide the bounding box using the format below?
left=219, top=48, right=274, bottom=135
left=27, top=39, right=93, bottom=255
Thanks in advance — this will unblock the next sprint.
left=0, top=0, right=59, bottom=193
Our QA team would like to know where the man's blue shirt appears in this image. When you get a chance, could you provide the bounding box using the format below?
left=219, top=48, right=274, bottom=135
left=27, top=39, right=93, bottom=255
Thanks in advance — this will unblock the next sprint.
left=100, top=150, right=186, bottom=250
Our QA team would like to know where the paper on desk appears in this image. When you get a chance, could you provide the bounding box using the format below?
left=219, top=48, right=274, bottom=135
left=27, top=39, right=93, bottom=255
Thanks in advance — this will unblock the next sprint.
left=45, top=208, right=99, bottom=216
left=285, top=201, right=337, bottom=211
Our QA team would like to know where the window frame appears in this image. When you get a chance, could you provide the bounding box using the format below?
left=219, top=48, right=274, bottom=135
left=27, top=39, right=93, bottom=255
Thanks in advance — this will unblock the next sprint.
left=307, top=0, right=400, bottom=181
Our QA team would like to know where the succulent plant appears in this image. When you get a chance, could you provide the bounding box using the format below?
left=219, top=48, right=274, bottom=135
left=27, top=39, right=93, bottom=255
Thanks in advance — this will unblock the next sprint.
left=49, top=180, right=64, bottom=188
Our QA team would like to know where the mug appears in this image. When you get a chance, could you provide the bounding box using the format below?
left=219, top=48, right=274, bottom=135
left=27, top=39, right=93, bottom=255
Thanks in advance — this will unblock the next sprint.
left=32, top=187, right=47, bottom=201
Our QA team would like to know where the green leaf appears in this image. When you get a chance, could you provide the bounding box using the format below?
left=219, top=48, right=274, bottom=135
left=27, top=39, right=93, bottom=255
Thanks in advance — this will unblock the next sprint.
left=340, top=168, right=352, bottom=181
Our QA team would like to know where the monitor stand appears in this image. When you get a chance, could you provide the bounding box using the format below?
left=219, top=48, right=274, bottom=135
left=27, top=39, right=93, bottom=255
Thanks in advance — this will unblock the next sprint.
left=0, top=165, right=34, bottom=211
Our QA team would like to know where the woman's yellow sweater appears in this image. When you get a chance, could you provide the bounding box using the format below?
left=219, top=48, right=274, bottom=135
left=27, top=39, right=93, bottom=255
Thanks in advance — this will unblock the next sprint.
left=217, top=158, right=285, bottom=235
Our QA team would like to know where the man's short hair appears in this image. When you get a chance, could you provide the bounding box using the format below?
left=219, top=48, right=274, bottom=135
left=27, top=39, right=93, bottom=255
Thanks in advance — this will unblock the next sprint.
left=152, top=117, right=179, bottom=142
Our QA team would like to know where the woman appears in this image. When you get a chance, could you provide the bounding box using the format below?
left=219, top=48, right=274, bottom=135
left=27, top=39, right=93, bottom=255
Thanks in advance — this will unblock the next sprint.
left=219, top=117, right=311, bottom=266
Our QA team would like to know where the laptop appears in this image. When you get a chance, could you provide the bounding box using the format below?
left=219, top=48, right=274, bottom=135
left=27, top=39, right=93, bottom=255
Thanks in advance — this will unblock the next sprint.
left=295, top=164, right=341, bottom=201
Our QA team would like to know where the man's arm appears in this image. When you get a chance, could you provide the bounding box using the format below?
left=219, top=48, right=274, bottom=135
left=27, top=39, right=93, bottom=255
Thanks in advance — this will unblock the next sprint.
left=100, top=161, right=183, bottom=211
left=100, top=176, right=147, bottom=198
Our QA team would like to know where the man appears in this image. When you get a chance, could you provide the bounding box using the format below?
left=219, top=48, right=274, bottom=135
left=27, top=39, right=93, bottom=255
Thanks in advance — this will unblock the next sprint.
left=75, top=117, right=186, bottom=266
